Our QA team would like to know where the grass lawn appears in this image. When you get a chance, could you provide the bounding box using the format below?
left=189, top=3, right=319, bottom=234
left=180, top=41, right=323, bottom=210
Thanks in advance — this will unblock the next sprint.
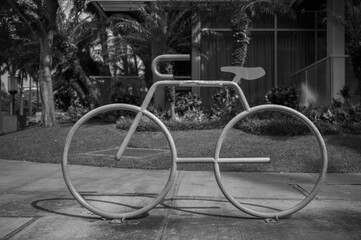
left=0, top=123, right=360, bottom=173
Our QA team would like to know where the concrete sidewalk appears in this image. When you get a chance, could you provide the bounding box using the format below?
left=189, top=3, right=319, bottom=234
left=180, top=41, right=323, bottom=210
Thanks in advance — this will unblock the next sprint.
left=0, top=159, right=360, bottom=240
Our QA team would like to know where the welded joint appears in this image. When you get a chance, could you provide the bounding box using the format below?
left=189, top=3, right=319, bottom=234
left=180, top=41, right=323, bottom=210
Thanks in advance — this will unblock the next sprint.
left=264, top=215, right=279, bottom=223
left=109, top=217, right=125, bottom=224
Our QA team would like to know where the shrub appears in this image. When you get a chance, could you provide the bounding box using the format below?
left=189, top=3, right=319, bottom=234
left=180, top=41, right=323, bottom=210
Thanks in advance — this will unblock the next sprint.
left=338, top=85, right=351, bottom=102
left=296, top=85, right=361, bottom=135
left=265, top=86, right=300, bottom=109
left=175, top=92, right=202, bottom=116
left=173, top=92, right=209, bottom=123
left=342, top=121, right=361, bottom=134
left=320, top=86, right=360, bottom=124
left=111, top=92, right=141, bottom=106
left=116, top=115, right=159, bottom=132
left=115, top=93, right=225, bottom=132
left=211, top=88, right=240, bottom=122
left=147, top=104, right=172, bottom=121
left=115, top=114, right=222, bottom=132
left=114, top=85, right=361, bottom=135
left=179, top=109, right=208, bottom=123
left=314, top=120, right=340, bottom=135
left=235, top=112, right=311, bottom=136
left=65, top=99, right=93, bottom=122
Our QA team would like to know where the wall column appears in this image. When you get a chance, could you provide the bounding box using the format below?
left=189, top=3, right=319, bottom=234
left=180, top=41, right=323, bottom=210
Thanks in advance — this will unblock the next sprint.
left=327, top=0, right=345, bottom=102
left=191, top=17, right=201, bottom=96
left=0, top=79, right=3, bottom=135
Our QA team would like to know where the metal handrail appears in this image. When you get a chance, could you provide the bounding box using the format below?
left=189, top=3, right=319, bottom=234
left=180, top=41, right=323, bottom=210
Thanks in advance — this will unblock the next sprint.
left=289, top=55, right=349, bottom=78
left=89, top=75, right=140, bottom=79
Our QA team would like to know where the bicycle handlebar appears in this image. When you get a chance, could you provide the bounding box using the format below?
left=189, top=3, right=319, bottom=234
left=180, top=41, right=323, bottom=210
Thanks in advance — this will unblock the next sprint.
left=151, top=54, right=190, bottom=80
left=152, top=54, right=265, bottom=83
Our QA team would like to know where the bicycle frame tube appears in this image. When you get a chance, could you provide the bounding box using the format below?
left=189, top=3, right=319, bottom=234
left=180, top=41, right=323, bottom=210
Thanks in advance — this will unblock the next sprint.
left=142, top=80, right=251, bottom=111
left=115, top=80, right=250, bottom=160
left=150, top=54, right=250, bottom=110
left=116, top=54, right=250, bottom=160
left=65, top=54, right=327, bottom=219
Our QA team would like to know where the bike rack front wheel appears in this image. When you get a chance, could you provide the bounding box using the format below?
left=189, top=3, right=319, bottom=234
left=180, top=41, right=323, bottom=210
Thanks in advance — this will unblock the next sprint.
left=214, top=104, right=328, bottom=219
left=62, top=104, right=177, bottom=220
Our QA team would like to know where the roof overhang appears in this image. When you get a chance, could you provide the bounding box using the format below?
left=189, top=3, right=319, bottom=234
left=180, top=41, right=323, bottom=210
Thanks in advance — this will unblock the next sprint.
left=88, top=0, right=303, bottom=14
left=89, top=0, right=147, bottom=12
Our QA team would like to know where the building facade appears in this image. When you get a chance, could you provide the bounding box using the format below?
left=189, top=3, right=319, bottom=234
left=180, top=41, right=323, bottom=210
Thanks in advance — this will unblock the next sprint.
left=92, top=0, right=354, bottom=108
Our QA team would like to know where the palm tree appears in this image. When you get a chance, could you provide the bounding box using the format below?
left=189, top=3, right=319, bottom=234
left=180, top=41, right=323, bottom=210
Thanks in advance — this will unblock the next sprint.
left=230, top=0, right=292, bottom=66
left=0, top=6, right=39, bottom=116
left=344, top=0, right=361, bottom=95
left=326, top=0, right=361, bottom=95
left=0, top=7, right=36, bottom=75
left=53, top=1, right=144, bottom=110
left=2, top=0, right=59, bottom=127
left=113, top=1, right=198, bottom=113
left=53, top=2, right=101, bottom=110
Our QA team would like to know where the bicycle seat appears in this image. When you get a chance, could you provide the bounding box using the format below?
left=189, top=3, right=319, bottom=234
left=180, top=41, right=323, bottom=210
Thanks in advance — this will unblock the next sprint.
left=221, top=66, right=265, bottom=83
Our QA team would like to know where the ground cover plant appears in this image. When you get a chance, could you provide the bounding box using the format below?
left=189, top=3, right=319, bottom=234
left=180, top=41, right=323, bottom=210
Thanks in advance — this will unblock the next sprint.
left=264, top=85, right=361, bottom=135
left=56, top=83, right=361, bottom=136
left=4, top=83, right=360, bottom=173
left=0, top=123, right=360, bottom=173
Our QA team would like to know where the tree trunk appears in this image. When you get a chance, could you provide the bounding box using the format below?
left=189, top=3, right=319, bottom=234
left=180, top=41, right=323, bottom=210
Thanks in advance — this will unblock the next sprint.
left=19, top=75, right=24, bottom=116
left=73, top=57, right=98, bottom=106
left=39, top=30, right=56, bottom=127
left=151, top=41, right=177, bottom=118
left=0, top=77, right=2, bottom=132
left=99, top=23, right=111, bottom=76
left=170, top=94, right=176, bottom=121
left=231, top=9, right=250, bottom=67
left=28, top=76, right=32, bottom=116
left=36, top=80, right=39, bottom=112
left=151, top=41, right=166, bottom=109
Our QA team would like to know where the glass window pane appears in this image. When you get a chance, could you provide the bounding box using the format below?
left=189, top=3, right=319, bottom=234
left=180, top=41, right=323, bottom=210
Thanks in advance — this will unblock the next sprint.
left=278, top=12, right=315, bottom=29
left=316, top=12, right=327, bottom=29
left=317, top=31, right=327, bottom=60
left=278, top=31, right=316, bottom=86
left=252, top=14, right=274, bottom=29
left=201, top=5, right=232, bottom=28
left=200, top=31, right=232, bottom=107
left=244, top=31, right=275, bottom=105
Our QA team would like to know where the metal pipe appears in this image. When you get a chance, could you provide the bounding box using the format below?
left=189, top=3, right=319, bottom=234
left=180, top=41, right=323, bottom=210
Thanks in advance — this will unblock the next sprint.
left=151, top=54, right=190, bottom=80
left=176, top=157, right=270, bottom=164
left=115, top=111, right=143, bottom=160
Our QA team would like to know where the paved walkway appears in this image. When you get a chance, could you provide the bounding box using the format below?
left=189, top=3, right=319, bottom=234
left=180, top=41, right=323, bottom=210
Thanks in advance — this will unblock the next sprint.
left=0, top=159, right=360, bottom=240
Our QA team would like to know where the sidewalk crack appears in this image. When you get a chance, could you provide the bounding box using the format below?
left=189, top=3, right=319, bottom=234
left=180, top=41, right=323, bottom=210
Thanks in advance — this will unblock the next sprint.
left=155, top=170, right=183, bottom=240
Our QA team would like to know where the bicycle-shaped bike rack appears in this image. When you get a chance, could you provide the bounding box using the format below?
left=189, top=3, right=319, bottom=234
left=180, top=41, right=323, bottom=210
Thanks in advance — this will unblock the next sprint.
left=62, top=54, right=328, bottom=220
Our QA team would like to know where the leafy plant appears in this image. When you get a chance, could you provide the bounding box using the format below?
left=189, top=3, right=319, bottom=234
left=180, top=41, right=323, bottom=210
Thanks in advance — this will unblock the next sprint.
left=110, top=81, right=141, bottom=106
left=115, top=113, right=220, bottom=132
left=175, top=92, right=202, bottom=115
left=229, top=0, right=293, bottom=66
left=173, top=92, right=207, bottom=123
left=327, top=85, right=359, bottom=123
left=326, top=0, right=361, bottom=95
left=265, top=86, right=300, bottom=109
left=66, top=100, right=92, bottom=122
left=211, top=88, right=240, bottom=121
left=297, top=85, right=361, bottom=134
left=338, top=85, right=352, bottom=102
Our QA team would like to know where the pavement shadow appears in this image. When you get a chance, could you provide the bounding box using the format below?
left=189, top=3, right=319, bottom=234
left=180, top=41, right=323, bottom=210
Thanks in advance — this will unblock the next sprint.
left=30, top=194, right=284, bottom=221
left=30, top=195, right=150, bottom=220
left=159, top=196, right=283, bottom=220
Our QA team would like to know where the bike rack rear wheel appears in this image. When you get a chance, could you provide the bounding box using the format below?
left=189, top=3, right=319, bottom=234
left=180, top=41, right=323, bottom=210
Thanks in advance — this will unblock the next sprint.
left=62, top=104, right=177, bottom=220
left=214, top=104, right=328, bottom=219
